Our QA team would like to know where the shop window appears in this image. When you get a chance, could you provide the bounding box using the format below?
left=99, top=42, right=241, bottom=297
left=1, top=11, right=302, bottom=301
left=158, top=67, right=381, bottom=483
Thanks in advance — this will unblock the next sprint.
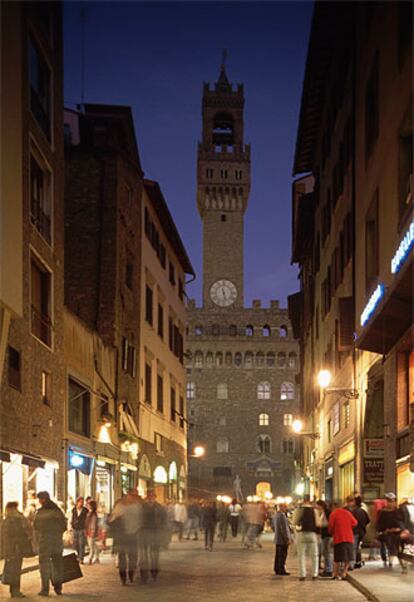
left=145, top=285, right=153, bottom=325
left=216, top=438, right=229, bottom=453
left=277, top=352, right=286, bottom=368
left=29, top=37, right=51, bottom=139
left=262, top=325, right=271, bottom=337
left=234, top=352, right=242, bottom=367
left=280, top=382, right=294, bottom=400
left=259, top=413, right=269, bottom=426
left=365, top=192, right=379, bottom=293
left=170, top=387, right=176, bottom=422
left=288, top=352, right=297, bottom=369
left=246, top=325, right=254, bottom=336
left=30, top=154, right=51, bottom=243
left=365, top=53, right=379, bottom=161
left=42, top=370, right=50, bottom=405
left=30, top=256, right=52, bottom=346
left=256, top=352, right=264, bottom=367
left=186, top=382, right=195, bottom=400
left=8, top=346, right=21, bottom=390
left=145, top=363, right=152, bottom=405
left=157, top=374, right=164, bottom=413
left=257, top=382, right=271, bottom=400
left=266, top=352, right=275, bottom=367
left=68, top=378, right=90, bottom=437
left=217, top=383, right=228, bottom=400
left=256, top=435, right=271, bottom=454
left=158, top=304, right=164, bottom=339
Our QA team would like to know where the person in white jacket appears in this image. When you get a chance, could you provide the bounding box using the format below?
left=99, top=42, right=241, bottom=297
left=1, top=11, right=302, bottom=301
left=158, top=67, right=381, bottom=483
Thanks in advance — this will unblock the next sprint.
left=173, top=502, right=187, bottom=541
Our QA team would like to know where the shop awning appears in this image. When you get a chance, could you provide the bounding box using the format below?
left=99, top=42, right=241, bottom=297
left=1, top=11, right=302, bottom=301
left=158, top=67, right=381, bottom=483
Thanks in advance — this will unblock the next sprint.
left=356, top=256, right=413, bottom=355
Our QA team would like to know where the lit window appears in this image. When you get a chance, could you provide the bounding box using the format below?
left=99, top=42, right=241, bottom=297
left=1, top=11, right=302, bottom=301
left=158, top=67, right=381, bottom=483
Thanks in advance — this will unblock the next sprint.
left=246, top=325, right=254, bottom=336
left=194, top=351, right=203, bottom=368
left=279, top=325, right=288, bottom=337
left=186, top=382, right=195, bottom=400
left=216, top=438, right=229, bottom=453
left=42, top=370, right=50, bottom=404
left=259, top=413, right=269, bottom=426
left=257, top=382, right=271, bottom=400
left=281, top=382, right=295, bottom=400
left=283, top=413, right=293, bottom=426
left=262, top=325, right=271, bottom=337
left=195, top=325, right=203, bottom=336
left=288, top=352, right=297, bottom=368
left=256, top=435, right=271, bottom=454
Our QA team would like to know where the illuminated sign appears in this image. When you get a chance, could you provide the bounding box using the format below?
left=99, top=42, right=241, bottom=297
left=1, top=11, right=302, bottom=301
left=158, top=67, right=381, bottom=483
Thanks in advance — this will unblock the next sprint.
left=360, top=284, right=384, bottom=327
left=391, top=219, right=414, bottom=274
left=69, top=453, right=84, bottom=468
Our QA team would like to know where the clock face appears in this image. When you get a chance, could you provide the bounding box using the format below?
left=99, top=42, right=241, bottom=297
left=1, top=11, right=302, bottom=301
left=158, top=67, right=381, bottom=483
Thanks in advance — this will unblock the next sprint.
left=210, top=279, right=237, bottom=307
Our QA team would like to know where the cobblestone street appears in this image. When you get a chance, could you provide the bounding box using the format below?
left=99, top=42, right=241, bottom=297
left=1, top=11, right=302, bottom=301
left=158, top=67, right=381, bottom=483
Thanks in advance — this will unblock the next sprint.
left=1, top=537, right=368, bottom=602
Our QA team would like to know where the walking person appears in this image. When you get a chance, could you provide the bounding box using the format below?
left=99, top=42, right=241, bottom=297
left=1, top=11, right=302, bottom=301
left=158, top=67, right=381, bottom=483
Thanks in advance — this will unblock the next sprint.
left=228, top=499, right=242, bottom=538
left=202, top=501, right=217, bottom=551
left=292, top=495, right=321, bottom=581
left=315, top=500, right=333, bottom=577
left=108, top=490, right=141, bottom=585
left=84, top=500, right=100, bottom=565
left=34, top=491, right=67, bottom=596
left=185, top=499, right=201, bottom=541
left=1, top=501, right=33, bottom=598
left=273, top=503, right=293, bottom=575
left=377, top=492, right=407, bottom=573
left=173, top=501, right=187, bottom=542
left=137, top=490, right=167, bottom=583
left=328, top=501, right=357, bottom=580
left=349, top=495, right=370, bottom=569
left=70, top=497, right=88, bottom=564
left=217, top=502, right=230, bottom=542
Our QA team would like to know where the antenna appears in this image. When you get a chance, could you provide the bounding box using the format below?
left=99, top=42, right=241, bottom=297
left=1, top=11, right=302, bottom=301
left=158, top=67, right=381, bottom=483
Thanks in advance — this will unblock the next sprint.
left=80, top=5, right=86, bottom=105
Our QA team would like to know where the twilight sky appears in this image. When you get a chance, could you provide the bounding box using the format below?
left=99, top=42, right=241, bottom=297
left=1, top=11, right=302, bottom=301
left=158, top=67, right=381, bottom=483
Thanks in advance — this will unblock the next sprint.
left=63, top=1, right=313, bottom=307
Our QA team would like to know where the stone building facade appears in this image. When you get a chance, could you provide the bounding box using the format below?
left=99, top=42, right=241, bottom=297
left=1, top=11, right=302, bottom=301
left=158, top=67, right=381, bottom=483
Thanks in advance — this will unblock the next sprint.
left=290, top=1, right=413, bottom=503
left=187, top=64, right=299, bottom=500
left=0, top=1, right=66, bottom=511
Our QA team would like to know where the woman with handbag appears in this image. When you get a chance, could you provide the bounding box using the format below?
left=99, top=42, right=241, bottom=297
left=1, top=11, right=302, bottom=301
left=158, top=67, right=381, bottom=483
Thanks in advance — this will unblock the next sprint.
left=1, top=501, right=34, bottom=598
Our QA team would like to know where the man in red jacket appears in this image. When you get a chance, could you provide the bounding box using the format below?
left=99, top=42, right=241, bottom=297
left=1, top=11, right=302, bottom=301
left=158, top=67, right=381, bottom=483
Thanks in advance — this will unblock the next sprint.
left=328, top=501, right=357, bottom=580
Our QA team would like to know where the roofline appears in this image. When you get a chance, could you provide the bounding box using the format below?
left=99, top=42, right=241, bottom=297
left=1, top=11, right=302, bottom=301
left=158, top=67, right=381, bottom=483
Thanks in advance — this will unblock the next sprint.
left=143, top=179, right=195, bottom=277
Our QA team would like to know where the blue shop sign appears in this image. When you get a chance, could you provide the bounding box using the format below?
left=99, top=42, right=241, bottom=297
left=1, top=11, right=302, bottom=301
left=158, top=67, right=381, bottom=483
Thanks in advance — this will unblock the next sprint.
left=391, top=218, right=414, bottom=274
left=360, top=284, right=385, bottom=327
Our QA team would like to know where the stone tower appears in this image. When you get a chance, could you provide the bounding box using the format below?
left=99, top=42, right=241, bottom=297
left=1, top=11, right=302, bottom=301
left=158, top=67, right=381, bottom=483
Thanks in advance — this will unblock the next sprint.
left=197, top=59, right=251, bottom=309
left=187, top=62, right=299, bottom=501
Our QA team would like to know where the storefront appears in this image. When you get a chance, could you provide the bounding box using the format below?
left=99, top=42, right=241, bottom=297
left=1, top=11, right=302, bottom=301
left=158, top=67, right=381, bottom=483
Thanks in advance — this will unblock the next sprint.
left=1, top=451, right=59, bottom=512
left=67, top=449, right=93, bottom=507
left=120, top=463, right=137, bottom=496
left=397, top=458, right=414, bottom=501
left=95, top=458, right=115, bottom=514
left=138, top=454, right=151, bottom=499
left=338, top=440, right=355, bottom=501
left=179, top=465, right=186, bottom=502
left=153, top=465, right=168, bottom=503
left=168, top=461, right=178, bottom=500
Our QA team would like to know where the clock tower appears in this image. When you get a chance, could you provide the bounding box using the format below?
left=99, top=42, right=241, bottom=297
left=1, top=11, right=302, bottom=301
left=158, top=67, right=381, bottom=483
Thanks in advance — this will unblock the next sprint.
left=197, top=58, right=251, bottom=309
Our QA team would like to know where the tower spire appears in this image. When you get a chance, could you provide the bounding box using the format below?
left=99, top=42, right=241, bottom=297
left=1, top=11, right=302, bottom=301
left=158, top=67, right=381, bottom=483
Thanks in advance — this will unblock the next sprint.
left=216, top=48, right=230, bottom=91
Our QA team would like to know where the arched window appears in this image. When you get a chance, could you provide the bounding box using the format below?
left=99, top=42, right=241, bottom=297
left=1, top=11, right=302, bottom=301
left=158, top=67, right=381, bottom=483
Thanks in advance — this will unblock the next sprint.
left=206, top=352, right=213, bottom=367
left=212, top=112, right=234, bottom=146
left=229, top=324, right=237, bottom=336
left=216, top=438, right=229, bottom=453
left=280, top=382, right=295, bottom=400
left=256, top=435, right=271, bottom=454
left=277, top=352, right=286, bottom=368
left=266, top=352, right=275, bottom=367
left=283, top=438, right=294, bottom=454
left=217, top=383, right=228, bottom=400
left=256, top=352, right=264, bottom=367
left=212, top=324, right=220, bottom=336
left=283, top=413, right=293, bottom=426
left=186, top=382, right=195, bottom=399
left=259, top=413, right=269, bottom=426
left=262, top=325, right=271, bottom=337
left=288, top=352, right=297, bottom=368
left=279, top=325, right=288, bottom=338
left=195, top=325, right=203, bottom=336
left=257, top=382, right=271, bottom=400
left=185, top=350, right=192, bottom=367
left=216, top=352, right=223, bottom=367
left=246, top=325, right=254, bottom=337
left=194, top=351, right=203, bottom=368
left=234, top=352, right=242, bottom=367
left=225, top=352, right=232, bottom=366
left=244, top=351, right=253, bottom=369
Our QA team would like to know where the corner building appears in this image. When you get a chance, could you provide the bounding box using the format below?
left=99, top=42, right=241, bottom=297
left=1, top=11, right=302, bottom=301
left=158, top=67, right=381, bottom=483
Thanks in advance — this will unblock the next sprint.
left=187, top=65, right=299, bottom=500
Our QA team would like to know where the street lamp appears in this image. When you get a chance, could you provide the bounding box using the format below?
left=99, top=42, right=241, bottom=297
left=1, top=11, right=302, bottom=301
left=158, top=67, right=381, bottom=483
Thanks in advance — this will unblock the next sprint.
left=317, top=369, right=359, bottom=399
left=291, top=417, right=319, bottom=439
left=191, top=445, right=205, bottom=458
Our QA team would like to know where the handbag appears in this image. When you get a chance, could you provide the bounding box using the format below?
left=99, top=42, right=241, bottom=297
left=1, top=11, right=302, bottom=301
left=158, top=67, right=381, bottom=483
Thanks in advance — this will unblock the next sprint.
left=62, top=553, right=83, bottom=583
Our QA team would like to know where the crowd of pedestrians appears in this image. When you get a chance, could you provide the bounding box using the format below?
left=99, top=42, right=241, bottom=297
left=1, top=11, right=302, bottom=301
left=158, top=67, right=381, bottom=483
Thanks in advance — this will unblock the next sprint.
left=1, top=489, right=413, bottom=597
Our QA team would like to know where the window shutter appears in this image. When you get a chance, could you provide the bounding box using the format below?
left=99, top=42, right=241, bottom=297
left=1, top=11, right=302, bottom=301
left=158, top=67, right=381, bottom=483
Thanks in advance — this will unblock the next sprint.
left=339, top=296, right=354, bottom=350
